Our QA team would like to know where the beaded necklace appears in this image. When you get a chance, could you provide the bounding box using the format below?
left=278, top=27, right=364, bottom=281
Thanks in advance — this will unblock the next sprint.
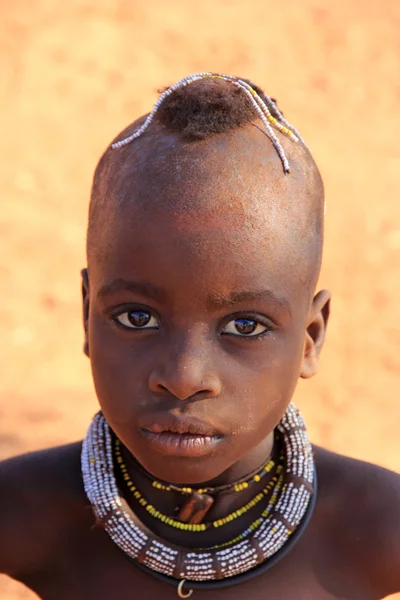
left=82, top=402, right=315, bottom=592
left=114, top=436, right=285, bottom=533
left=122, top=441, right=278, bottom=496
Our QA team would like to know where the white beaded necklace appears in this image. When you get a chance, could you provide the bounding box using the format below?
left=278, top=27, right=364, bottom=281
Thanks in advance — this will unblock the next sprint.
left=81, top=402, right=315, bottom=584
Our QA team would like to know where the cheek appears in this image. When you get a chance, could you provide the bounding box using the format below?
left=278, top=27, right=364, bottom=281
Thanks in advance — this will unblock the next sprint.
left=219, top=333, right=305, bottom=431
left=88, top=313, right=150, bottom=422
left=227, top=330, right=304, bottom=389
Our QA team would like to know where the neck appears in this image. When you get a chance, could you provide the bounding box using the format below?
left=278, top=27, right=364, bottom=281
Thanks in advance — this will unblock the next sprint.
left=116, top=432, right=278, bottom=548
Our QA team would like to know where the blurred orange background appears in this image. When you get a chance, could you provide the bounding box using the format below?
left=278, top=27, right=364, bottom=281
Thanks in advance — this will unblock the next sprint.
left=1, top=1, right=399, bottom=598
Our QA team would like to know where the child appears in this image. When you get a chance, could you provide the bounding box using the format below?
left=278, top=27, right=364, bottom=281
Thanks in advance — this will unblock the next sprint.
left=0, top=73, right=399, bottom=600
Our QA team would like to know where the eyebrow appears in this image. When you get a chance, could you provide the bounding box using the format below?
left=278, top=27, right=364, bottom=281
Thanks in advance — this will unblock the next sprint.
left=97, top=278, right=289, bottom=313
left=207, top=289, right=290, bottom=311
left=97, top=279, right=168, bottom=303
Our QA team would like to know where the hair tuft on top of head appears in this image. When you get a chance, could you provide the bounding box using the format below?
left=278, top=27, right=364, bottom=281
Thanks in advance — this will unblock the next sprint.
left=111, top=73, right=307, bottom=173
left=155, top=78, right=264, bottom=138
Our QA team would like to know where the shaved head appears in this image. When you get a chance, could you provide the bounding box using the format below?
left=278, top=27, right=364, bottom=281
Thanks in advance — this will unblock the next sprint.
left=87, top=117, right=324, bottom=296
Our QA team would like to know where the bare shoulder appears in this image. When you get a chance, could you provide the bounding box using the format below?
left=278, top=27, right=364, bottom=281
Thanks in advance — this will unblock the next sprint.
left=314, top=446, right=400, bottom=597
left=0, top=442, right=92, bottom=578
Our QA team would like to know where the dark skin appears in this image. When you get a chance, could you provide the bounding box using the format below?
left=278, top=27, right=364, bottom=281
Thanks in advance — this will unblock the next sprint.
left=1, top=123, right=399, bottom=599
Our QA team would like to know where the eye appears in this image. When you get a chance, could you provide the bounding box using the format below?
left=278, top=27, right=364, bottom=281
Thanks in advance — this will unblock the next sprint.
left=222, top=317, right=268, bottom=337
left=114, top=310, right=159, bottom=330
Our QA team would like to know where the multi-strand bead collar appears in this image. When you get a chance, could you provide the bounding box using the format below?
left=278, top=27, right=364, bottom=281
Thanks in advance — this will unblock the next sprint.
left=81, top=403, right=316, bottom=594
left=121, top=439, right=278, bottom=496
left=114, top=435, right=284, bottom=533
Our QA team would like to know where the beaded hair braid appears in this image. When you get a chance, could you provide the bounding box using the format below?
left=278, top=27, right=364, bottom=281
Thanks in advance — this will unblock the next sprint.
left=111, top=72, right=306, bottom=173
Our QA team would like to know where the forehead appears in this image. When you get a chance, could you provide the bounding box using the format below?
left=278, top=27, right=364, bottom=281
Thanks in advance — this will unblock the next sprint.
left=115, top=122, right=306, bottom=211
left=109, top=123, right=315, bottom=242
left=95, top=223, right=303, bottom=323
left=91, top=206, right=311, bottom=316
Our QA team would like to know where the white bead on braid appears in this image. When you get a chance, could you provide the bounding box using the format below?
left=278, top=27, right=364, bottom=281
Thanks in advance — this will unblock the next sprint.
left=111, top=72, right=304, bottom=173
left=111, top=73, right=211, bottom=149
left=218, top=73, right=309, bottom=150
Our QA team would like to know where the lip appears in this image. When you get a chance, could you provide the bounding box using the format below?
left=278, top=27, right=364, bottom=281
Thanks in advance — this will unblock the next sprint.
left=139, top=415, right=224, bottom=457
left=141, top=430, right=222, bottom=457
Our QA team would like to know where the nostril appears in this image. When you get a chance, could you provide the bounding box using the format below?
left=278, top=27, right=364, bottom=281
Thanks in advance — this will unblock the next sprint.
left=149, top=368, right=222, bottom=401
left=154, top=384, right=213, bottom=403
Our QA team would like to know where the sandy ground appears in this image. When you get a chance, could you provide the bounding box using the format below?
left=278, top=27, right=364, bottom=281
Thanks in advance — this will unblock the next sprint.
left=0, top=1, right=399, bottom=598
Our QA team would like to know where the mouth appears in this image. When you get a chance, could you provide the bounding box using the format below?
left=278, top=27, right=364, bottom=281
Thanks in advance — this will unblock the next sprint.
left=140, top=417, right=224, bottom=457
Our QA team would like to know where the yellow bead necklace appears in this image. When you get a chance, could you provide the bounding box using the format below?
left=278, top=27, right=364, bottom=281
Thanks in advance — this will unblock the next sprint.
left=114, top=437, right=284, bottom=533
left=119, top=438, right=278, bottom=497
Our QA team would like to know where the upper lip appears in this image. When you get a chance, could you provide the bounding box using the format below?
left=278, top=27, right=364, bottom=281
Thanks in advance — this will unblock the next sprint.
left=141, top=415, right=223, bottom=437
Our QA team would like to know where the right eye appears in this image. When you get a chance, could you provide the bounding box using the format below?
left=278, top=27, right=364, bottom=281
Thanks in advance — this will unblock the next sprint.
left=114, top=310, right=159, bottom=330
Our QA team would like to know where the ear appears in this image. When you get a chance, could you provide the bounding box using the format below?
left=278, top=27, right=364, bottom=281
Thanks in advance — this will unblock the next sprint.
left=81, top=268, right=90, bottom=358
left=300, top=289, right=331, bottom=379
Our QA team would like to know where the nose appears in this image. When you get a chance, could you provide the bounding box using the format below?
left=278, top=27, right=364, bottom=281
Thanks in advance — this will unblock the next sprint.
left=148, top=332, right=222, bottom=401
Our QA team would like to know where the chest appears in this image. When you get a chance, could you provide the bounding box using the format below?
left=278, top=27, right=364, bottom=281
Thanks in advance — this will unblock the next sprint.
left=21, top=528, right=375, bottom=600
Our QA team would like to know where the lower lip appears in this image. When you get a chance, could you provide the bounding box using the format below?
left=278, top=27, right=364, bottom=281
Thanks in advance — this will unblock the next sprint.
left=141, top=430, right=222, bottom=457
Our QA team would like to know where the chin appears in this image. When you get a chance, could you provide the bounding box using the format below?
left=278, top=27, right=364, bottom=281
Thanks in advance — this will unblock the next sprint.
left=134, top=448, right=228, bottom=486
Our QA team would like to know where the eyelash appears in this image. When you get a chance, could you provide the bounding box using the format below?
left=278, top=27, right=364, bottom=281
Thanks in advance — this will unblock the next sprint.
left=110, top=306, right=273, bottom=339
left=110, top=305, right=160, bottom=332
left=220, top=312, right=273, bottom=339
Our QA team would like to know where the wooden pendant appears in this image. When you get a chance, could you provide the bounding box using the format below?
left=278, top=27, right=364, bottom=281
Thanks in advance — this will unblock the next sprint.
left=177, top=491, right=214, bottom=524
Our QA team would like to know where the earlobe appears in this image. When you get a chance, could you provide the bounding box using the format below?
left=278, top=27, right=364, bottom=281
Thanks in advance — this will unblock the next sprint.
left=81, top=268, right=90, bottom=358
left=300, top=289, right=331, bottom=379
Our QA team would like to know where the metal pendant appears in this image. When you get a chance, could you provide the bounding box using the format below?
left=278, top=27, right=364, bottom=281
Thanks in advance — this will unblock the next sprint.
left=177, top=580, right=193, bottom=598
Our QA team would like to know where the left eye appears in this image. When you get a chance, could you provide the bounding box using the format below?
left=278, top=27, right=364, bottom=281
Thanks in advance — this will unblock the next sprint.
left=114, top=311, right=159, bottom=330
left=222, top=318, right=268, bottom=337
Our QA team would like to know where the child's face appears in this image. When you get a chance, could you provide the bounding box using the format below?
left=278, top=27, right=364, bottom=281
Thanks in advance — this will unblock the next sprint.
left=83, top=126, right=329, bottom=484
